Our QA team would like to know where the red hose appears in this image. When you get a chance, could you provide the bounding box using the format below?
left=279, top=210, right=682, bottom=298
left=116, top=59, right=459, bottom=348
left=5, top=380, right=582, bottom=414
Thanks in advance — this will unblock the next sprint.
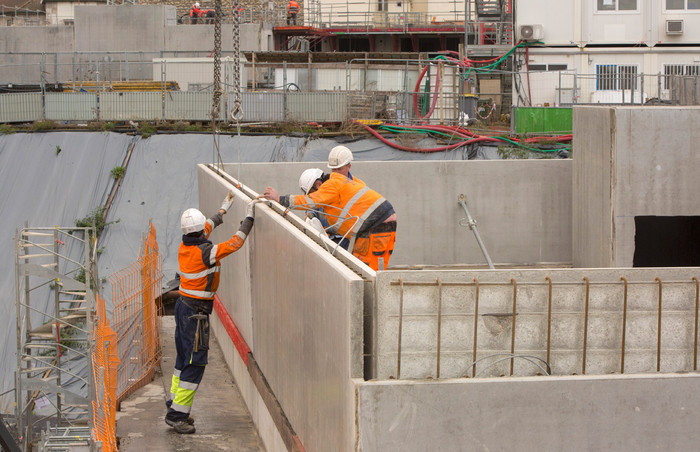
left=412, top=63, right=441, bottom=120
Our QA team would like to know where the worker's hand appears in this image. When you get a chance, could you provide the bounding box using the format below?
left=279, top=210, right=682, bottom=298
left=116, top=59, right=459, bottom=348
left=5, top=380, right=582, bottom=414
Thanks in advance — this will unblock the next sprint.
left=246, top=199, right=261, bottom=218
left=262, top=187, right=280, bottom=203
left=220, top=190, right=235, bottom=214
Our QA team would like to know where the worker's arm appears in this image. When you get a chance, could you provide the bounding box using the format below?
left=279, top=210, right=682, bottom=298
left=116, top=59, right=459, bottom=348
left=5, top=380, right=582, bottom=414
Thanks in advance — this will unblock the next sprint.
left=211, top=200, right=258, bottom=261
left=263, top=181, right=339, bottom=211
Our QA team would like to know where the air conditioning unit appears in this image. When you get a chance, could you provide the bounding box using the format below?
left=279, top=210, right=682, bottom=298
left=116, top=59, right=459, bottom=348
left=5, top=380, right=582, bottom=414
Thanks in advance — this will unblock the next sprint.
left=666, top=20, right=683, bottom=35
left=518, top=24, right=544, bottom=41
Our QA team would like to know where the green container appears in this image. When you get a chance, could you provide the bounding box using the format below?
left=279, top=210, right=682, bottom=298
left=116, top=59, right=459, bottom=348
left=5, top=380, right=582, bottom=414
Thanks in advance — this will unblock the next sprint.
left=514, top=107, right=572, bottom=134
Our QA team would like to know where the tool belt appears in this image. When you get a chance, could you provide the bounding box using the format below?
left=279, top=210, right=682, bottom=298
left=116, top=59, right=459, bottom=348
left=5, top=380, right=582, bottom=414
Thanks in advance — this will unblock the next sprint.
left=181, top=297, right=211, bottom=353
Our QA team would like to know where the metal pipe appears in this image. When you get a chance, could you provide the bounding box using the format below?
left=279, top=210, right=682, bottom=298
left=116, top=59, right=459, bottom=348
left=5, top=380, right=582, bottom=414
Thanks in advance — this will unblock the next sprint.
left=694, top=277, right=699, bottom=371
left=582, top=276, right=590, bottom=375
left=510, top=278, right=517, bottom=376
left=620, top=277, right=628, bottom=374
left=458, top=194, right=495, bottom=269
left=472, top=277, right=479, bottom=377
left=396, top=278, right=404, bottom=379
left=436, top=278, right=442, bottom=378
left=656, top=277, right=663, bottom=372
left=545, top=276, right=552, bottom=365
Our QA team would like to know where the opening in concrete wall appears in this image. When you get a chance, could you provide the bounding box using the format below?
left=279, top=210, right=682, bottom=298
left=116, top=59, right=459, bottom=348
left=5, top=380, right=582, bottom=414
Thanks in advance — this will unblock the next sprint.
left=633, top=216, right=700, bottom=267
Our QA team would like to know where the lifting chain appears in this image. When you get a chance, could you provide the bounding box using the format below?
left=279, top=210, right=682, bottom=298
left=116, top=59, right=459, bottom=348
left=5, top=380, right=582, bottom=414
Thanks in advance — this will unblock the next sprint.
left=230, top=0, right=243, bottom=123
left=211, top=0, right=223, bottom=123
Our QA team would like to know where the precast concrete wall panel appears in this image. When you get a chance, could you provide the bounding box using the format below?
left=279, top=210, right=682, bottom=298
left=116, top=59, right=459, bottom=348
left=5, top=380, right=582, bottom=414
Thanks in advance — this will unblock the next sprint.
left=357, top=374, right=700, bottom=451
left=374, top=268, right=700, bottom=380
left=164, top=23, right=262, bottom=52
left=0, top=26, right=74, bottom=53
left=75, top=6, right=173, bottom=52
left=45, top=92, right=98, bottom=122
left=198, top=165, right=364, bottom=452
left=0, top=93, right=42, bottom=123
left=574, top=106, right=700, bottom=267
left=228, top=161, right=572, bottom=267
left=100, top=92, right=162, bottom=121
left=573, top=106, right=614, bottom=268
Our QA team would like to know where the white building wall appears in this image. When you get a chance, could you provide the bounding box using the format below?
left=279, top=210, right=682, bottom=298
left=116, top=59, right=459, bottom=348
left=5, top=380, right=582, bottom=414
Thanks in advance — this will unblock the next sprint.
left=516, top=0, right=700, bottom=47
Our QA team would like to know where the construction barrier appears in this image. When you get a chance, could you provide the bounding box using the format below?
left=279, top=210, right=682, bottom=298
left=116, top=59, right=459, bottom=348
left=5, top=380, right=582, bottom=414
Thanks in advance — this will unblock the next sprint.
left=109, top=221, right=164, bottom=404
left=91, top=294, right=119, bottom=452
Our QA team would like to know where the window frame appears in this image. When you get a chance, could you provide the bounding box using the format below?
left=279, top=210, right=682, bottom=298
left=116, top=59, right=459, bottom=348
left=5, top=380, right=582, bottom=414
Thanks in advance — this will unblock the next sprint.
left=595, top=64, right=639, bottom=91
left=664, top=0, right=700, bottom=11
left=595, top=0, right=640, bottom=13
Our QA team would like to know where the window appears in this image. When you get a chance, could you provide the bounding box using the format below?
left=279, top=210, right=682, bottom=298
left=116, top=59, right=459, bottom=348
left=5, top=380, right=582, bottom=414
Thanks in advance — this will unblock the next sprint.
left=634, top=216, right=700, bottom=267
left=666, top=0, right=700, bottom=10
left=597, top=0, right=637, bottom=11
left=664, top=64, right=700, bottom=89
left=527, top=64, right=568, bottom=72
left=596, top=64, right=638, bottom=90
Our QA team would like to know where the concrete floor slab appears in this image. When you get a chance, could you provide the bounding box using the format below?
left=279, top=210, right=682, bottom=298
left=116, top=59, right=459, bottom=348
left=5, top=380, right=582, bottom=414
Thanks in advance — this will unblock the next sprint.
left=116, top=316, right=265, bottom=451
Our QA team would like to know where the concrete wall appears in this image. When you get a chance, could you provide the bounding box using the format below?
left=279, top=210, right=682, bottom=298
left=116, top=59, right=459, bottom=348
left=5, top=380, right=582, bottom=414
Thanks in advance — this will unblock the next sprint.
left=357, top=373, right=700, bottom=451
left=374, top=267, right=700, bottom=380
left=0, top=26, right=74, bottom=53
left=573, top=106, right=700, bottom=267
left=226, top=160, right=573, bottom=268
left=198, top=165, right=365, bottom=452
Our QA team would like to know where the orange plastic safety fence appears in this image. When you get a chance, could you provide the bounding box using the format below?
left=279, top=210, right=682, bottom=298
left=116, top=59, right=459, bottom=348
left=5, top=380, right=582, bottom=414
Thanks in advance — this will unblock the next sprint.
left=92, top=294, right=119, bottom=452
left=109, top=221, right=164, bottom=403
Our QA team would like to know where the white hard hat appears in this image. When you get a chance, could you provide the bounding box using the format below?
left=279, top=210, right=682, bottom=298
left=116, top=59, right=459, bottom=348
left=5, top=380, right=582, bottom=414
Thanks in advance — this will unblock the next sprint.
left=327, top=145, right=353, bottom=169
left=181, top=208, right=206, bottom=234
left=299, top=168, right=324, bottom=194
left=195, top=2, right=200, bottom=7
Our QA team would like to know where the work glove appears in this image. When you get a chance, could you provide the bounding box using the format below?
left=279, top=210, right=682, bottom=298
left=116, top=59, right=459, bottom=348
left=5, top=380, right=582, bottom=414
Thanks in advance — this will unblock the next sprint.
left=220, top=190, right=235, bottom=213
left=246, top=199, right=259, bottom=219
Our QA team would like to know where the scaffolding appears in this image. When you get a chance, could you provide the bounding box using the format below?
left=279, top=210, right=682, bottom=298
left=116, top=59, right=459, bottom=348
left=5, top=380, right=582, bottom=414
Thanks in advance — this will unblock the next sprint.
left=14, top=226, right=98, bottom=450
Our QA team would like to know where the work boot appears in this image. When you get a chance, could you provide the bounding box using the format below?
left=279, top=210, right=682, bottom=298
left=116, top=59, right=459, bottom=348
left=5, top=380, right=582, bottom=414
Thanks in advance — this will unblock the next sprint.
left=171, top=420, right=196, bottom=434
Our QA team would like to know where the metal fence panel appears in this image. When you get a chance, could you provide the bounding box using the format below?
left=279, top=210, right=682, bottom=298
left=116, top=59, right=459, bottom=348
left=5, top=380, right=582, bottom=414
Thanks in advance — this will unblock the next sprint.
left=240, top=92, right=285, bottom=122
left=0, top=92, right=42, bottom=122
left=45, top=92, right=98, bottom=122
left=286, top=92, right=346, bottom=122
left=164, top=91, right=222, bottom=121
left=100, top=92, right=162, bottom=121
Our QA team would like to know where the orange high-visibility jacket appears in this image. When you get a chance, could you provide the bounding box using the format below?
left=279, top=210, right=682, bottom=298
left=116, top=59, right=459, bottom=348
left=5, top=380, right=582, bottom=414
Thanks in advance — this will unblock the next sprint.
left=287, top=0, right=299, bottom=13
left=287, top=172, right=387, bottom=238
left=178, top=214, right=250, bottom=301
left=190, top=4, right=201, bottom=17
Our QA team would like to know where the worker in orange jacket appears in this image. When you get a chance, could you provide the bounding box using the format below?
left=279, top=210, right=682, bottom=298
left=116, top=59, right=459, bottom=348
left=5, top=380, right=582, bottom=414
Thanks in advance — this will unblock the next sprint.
left=189, top=2, right=201, bottom=24
left=165, top=192, right=260, bottom=434
left=287, top=0, right=299, bottom=25
left=262, top=146, right=397, bottom=271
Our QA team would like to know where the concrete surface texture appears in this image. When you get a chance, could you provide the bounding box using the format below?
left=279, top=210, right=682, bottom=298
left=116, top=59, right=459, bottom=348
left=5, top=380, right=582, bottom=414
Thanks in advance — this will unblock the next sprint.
left=199, top=165, right=365, bottom=452
left=228, top=160, right=573, bottom=267
left=573, top=106, right=700, bottom=267
left=116, top=316, right=264, bottom=452
left=374, top=267, right=700, bottom=380
left=75, top=5, right=262, bottom=53
left=357, top=373, right=700, bottom=452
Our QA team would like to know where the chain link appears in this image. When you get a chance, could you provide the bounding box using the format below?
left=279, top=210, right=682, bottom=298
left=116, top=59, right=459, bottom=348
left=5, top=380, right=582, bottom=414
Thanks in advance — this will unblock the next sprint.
left=211, top=0, right=223, bottom=123
left=230, top=0, right=243, bottom=123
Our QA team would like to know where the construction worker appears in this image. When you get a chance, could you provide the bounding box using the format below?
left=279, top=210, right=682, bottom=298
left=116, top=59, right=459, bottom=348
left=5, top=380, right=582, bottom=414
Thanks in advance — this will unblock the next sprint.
left=298, top=168, right=349, bottom=249
left=165, top=192, right=259, bottom=434
left=286, top=0, right=299, bottom=25
left=189, top=2, right=201, bottom=24
left=202, top=9, right=216, bottom=24
left=262, top=146, right=397, bottom=271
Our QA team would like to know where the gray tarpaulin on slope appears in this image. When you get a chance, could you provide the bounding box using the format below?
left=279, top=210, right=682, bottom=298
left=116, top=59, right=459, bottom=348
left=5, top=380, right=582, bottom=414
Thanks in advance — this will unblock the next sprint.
left=0, top=132, right=132, bottom=413
left=0, top=131, right=499, bottom=413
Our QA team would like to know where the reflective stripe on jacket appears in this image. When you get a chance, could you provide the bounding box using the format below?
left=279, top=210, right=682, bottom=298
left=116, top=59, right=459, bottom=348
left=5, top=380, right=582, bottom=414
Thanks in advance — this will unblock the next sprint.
left=287, top=1, right=299, bottom=13
left=178, top=214, right=251, bottom=300
left=287, top=172, right=386, bottom=238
